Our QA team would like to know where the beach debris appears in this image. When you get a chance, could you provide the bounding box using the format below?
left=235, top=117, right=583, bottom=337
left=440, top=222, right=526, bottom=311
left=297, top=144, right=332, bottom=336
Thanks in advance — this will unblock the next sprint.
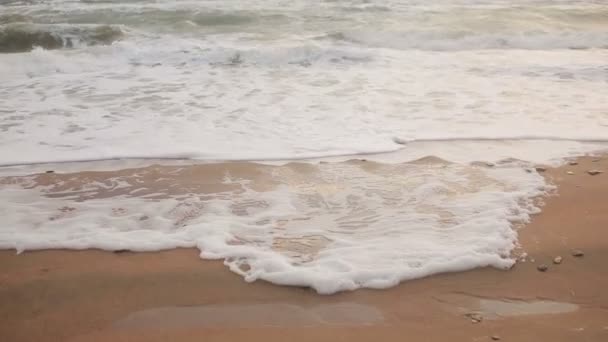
left=568, top=161, right=578, bottom=166
left=553, top=256, right=563, bottom=264
left=525, top=168, right=533, bottom=173
left=491, top=335, right=501, bottom=341
left=485, top=162, right=495, bottom=167
left=571, top=249, right=584, bottom=257
left=537, top=264, right=549, bottom=272
left=535, top=167, right=547, bottom=173
left=566, top=171, right=574, bottom=175
left=113, top=249, right=130, bottom=254
left=587, top=170, right=603, bottom=176
left=45, top=170, right=54, bottom=173
left=465, top=312, right=483, bottom=323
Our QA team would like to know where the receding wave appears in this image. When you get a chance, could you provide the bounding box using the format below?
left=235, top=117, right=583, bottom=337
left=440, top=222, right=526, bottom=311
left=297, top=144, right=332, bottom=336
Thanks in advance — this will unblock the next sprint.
left=324, top=30, right=608, bottom=51
left=0, top=24, right=123, bottom=53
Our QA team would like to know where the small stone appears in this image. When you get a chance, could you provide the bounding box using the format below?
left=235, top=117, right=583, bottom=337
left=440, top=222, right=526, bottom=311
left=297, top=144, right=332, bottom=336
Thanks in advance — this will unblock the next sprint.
left=567, top=171, right=574, bottom=175
left=45, top=170, right=54, bottom=174
left=525, top=168, right=533, bottom=173
left=568, top=161, right=578, bottom=166
left=465, top=313, right=483, bottom=323
left=553, top=256, right=563, bottom=264
left=535, top=167, right=547, bottom=172
left=537, top=264, right=549, bottom=272
left=571, top=249, right=584, bottom=257
left=592, top=158, right=600, bottom=162
left=113, top=249, right=130, bottom=254
left=587, top=170, right=603, bottom=176
left=486, top=162, right=495, bottom=167
left=491, top=335, right=501, bottom=341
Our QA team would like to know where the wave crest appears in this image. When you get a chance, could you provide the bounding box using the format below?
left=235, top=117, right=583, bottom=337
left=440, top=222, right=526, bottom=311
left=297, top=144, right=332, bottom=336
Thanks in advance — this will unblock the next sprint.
left=0, top=24, right=123, bottom=53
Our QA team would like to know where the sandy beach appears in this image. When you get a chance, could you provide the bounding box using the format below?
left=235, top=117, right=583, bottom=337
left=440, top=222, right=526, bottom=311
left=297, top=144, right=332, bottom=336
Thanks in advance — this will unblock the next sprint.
left=0, top=155, right=606, bottom=342
left=3, top=1, right=608, bottom=341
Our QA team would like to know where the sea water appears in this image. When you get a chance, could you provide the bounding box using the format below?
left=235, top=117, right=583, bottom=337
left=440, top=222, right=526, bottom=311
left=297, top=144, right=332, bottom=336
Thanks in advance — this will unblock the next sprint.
left=1, top=0, right=607, bottom=293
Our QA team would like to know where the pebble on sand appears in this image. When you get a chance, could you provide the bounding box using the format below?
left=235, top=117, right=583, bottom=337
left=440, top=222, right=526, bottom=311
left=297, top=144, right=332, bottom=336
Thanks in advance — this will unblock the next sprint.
left=537, top=264, right=549, bottom=272
left=568, top=161, right=578, bottom=166
left=566, top=171, right=574, bottom=175
left=45, top=170, right=54, bottom=173
left=553, top=256, right=563, bottom=264
left=535, top=167, right=547, bottom=172
left=466, top=313, right=483, bottom=323
left=571, top=250, right=584, bottom=257
left=491, top=335, right=501, bottom=341
left=587, top=170, right=603, bottom=176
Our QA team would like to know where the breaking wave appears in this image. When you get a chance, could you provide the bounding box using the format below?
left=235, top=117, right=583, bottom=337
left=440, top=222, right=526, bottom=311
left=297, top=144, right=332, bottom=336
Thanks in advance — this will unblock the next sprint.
left=0, top=23, right=123, bottom=53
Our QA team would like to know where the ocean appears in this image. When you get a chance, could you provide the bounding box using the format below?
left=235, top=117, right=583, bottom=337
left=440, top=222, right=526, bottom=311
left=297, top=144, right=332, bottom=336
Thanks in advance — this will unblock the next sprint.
left=1, top=0, right=607, bottom=293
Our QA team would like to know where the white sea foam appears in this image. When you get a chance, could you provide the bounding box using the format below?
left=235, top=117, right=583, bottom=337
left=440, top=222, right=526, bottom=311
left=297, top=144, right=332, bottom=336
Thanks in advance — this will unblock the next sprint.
left=0, top=162, right=549, bottom=293
left=1, top=1, right=608, bottom=166
left=1, top=42, right=607, bottom=165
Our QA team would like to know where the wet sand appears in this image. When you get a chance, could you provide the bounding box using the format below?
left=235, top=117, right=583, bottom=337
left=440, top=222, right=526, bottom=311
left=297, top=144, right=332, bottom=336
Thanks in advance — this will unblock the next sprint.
left=1, top=156, right=607, bottom=342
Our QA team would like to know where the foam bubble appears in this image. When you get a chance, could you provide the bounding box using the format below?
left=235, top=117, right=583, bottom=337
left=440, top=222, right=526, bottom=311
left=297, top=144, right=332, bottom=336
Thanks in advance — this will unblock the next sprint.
left=0, top=162, right=549, bottom=293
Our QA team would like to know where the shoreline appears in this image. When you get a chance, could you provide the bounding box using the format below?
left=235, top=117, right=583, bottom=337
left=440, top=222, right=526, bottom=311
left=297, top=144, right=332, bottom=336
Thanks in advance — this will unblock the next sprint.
left=1, top=155, right=607, bottom=341
left=1, top=139, right=606, bottom=178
